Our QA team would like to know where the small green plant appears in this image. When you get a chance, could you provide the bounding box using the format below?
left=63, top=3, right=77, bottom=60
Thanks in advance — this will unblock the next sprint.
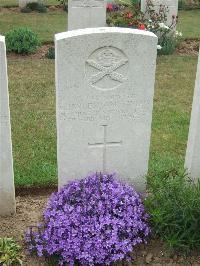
left=157, top=31, right=182, bottom=55
left=45, top=47, right=55, bottom=59
left=57, top=0, right=68, bottom=11
left=26, top=2, right=47, bottom=13
left=146, top=170, right=200, bottom=252
left=178, top=0, right=186, bottom=9
left=0, top=238, right=22, bottom=265
left=6, top=27, right=40, bottom=54
left=20, top=6, right=32, bottom=13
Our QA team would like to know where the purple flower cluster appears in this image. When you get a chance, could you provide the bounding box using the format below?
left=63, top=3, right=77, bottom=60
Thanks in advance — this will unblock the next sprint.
left=25, top=173, right=150, bottom=265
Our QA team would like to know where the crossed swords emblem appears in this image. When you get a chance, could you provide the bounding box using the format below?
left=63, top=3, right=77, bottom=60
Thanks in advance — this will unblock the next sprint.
left=86, top=52, right=128, bottom=85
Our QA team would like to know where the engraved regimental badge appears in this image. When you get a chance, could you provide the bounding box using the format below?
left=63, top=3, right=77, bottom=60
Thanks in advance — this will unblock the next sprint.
left=86, top=47, right=129, bottom=91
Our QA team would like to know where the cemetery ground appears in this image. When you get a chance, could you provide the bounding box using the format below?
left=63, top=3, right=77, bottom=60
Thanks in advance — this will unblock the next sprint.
left=3, top=58, right=200, bottom=263
left=0, top=2, right=200, bottom=266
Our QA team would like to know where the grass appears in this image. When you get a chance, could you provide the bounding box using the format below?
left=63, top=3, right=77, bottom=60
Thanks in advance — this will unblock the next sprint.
left=177, top=10, right=200, bottom=39
left=9, top=59, right=56, bottom=187
left=7, top=55, right=198, bottom=187
left=0, top=11, right=67, bottom=43
left=149, top=55, right=197, bottom=174
left=0, top=0, right=58, bottom=7
left=0, top=9, right=199, bottom=42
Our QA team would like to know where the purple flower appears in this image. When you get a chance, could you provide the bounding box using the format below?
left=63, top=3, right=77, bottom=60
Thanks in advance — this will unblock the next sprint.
left=25, top=173, right=150, bottom=265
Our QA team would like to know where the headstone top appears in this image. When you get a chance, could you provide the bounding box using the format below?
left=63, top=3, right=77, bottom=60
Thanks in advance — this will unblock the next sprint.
left=0, top=36, right=5, bottom=42
left=68, top=0, right=106, bottom=30
left=141, top=0, right=178, bottom=27
left=71, top=0, right=105, bottom=7
left=56, top=27, right=157, bottom=40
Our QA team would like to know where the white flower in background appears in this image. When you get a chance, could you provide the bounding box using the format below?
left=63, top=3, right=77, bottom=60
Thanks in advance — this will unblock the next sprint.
left=158, top=22, right=164, bottom=28
left=157, top=45, right=162, bottom=50
left=175, top=31, right=182, bottom=37
left=158, top=23, right=169, bottom=29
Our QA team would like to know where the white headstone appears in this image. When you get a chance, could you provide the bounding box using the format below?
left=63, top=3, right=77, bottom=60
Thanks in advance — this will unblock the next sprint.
left=141, top=0, right=178, bottom=27
left=55, top=27, right=157, bottom=192
left=19, top=0, right=38, bottom=8
left=185, top=50, right=200, bottom=179
left=0, top=36, right=16, bottom=216
left=68, top=0, right=106, bottom=30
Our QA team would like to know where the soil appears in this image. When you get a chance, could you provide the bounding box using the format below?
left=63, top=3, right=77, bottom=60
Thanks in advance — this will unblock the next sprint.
left=5, top=39, right=200, bottom=61
left=176, top=39, right=200, bottom=55
left=7, top=44, right=53, bottom=60
left=0, top=194, right=200, bottom=266
left=6, top=39, right=199, bottom=62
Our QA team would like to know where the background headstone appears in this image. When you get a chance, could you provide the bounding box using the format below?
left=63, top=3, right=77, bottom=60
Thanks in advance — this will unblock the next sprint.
left=19, top=0, right=38, bottom=8
left=0, top=35, right=16, bottom=216
left=185, top=50, right=200, bottom=179
left=141, top=0, right=178, bottom=27
left=68, top=0, right=107, bottom=30
left=55, top=27, right=157, bottom=192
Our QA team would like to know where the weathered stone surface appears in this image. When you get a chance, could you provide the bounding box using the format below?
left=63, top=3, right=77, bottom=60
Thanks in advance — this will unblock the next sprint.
left=141, top=0, right=178, bottom=27
left=55, top=27, right=157, bottom=192
left=19, top=0, right=38, bottom=8
left=68, top=0, right=106, bottom=30
left=185, top=50, right=200, bottom=179
left=0, top=35, right=16, bottom=216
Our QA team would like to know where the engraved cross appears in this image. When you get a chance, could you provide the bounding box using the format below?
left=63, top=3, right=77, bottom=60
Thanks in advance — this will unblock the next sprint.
left=88, top=125, right=122, bottom=172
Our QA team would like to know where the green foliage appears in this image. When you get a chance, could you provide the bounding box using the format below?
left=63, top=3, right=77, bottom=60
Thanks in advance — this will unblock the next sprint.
left=178, top=0, right=186, bottom=9
left=129, top=0, right=140, bottom=5
left=146, top=170, right=200, bottom=252
left=0, top=238, right=22, bottom=266
left=158, top=33, right=181, bottom=55
left=6, top=27, right=40, bottom=54
left=107, top=0, right=181, bottom=55
left=26, top=2, right=47, bottom=13
left=45, top=47, right=55, bottom=59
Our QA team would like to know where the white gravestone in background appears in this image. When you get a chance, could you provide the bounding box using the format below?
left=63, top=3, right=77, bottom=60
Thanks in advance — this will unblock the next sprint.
left=55, top=27, right=157, bottom=192
left=19, top=0, right=38, bottom=8
left=68, top=0, right=106, bottom=30
left=0, top=36, right=16, bottom=216
left=185, top=50, right=200, bottom=179
left=141, top=0, right=178, bottom=27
